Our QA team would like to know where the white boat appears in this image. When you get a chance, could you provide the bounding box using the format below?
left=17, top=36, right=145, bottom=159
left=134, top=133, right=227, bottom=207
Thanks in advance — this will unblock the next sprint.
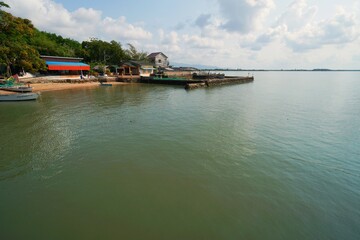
left=0, top=92, right=39, bottom=101
left=0, top=86, right=33, bottom=92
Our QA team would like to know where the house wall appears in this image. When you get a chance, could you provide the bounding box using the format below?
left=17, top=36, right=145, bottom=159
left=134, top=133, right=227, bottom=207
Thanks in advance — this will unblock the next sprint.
left=121, top=66, right=140, bottom=75
left=153, top=54, right=168, bottom=68
left=140, top=66, right=154, bottom=77
left=131, top=67, right=140, bottom=75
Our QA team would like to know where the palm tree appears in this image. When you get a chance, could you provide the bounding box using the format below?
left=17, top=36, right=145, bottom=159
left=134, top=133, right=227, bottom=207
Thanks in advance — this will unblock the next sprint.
left=0, top=1, right=10, bottom=9
left=125, top=43, right=148, bottom=61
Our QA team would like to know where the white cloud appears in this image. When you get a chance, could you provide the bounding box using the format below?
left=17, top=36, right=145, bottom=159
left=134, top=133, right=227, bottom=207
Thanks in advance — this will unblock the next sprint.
left=6, top=0, right=152, bottom=42
left=284, top=5, right=360, bottom=51
left=183, top=34, right=224, bottom=49
left=241, top=25, right=286, bottom=50
left=154, top=29, right=182, bottom=54
left=235, top=0, right=360, bottom=54
left=4, top=0, right=360, bottom=68
left=102, top=17, right=152, bottom=41
left=276, top=0, right=318, bottom=31
left=161, top=0, right=360, bottom=68
left=217, top=0, right=275, bottom=33
left=159, top=30, right=179, bottom=45
left=72, top=8, right=102, bottom=24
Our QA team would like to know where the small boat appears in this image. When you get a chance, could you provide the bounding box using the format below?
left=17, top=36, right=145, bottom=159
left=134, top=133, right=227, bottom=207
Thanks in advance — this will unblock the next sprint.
left=0, top=86, right=33, bottom=92
left=99, top=82, right=112, bottom=86
left=0, top=92, right=39, bottom=101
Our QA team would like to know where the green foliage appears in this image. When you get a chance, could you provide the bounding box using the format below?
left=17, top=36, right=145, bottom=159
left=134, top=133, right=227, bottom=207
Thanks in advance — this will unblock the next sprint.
left=31, top=30, right=82, bottom=57
left=0, top=11, right=45, bottom=75
left=125, top=43, right=148, bottom=61
left=0, top=9, right=153, bottom=76
left=0, top=1, right=10, bottom=9
left=81, top=38, right=128, bottom=65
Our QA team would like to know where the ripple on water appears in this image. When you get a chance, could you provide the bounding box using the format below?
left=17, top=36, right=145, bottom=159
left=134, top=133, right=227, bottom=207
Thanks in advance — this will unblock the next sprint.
left=1, top=73, right=360, bottom=239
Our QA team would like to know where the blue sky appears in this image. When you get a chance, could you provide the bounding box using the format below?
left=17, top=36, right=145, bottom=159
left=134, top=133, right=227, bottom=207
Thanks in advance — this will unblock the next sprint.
left=5, top=0, right=360, bottom=69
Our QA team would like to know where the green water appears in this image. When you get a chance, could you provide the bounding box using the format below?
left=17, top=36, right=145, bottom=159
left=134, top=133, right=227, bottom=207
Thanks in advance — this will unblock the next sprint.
left=1, top=71, right=359, bottom=239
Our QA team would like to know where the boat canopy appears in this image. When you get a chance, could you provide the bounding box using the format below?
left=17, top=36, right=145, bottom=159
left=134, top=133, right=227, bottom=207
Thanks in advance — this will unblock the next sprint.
left=46, top=61, right=90, bottom=71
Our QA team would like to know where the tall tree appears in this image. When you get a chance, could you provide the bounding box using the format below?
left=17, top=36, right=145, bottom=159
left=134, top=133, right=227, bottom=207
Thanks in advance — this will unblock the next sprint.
left=0, top=8, right=146, bottom=76
left=82, top=39, right=128, bottom=65
left=0, top=1, right=10, bottom=25
left=31, top=30, right=83, bottom=57
left=0, top=11, right=45, bottom=76
left=125, top=43, right=148, bottom=61
left=0, top=1, right=10, bottom=9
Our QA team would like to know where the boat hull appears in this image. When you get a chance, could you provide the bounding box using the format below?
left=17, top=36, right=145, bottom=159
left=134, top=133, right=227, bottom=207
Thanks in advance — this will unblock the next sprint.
left=0, top=93, right=39, bottom=101
left=0, top=86, right=33, bottom=92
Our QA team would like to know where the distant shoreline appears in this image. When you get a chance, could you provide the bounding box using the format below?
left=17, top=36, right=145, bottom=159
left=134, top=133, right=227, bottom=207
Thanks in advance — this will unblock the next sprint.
left=205, top=69, right=360, bottom=72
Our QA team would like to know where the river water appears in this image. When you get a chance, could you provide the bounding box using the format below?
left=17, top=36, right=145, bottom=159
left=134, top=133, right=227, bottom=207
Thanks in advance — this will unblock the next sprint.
left=0, top=71, right=359, bottom=239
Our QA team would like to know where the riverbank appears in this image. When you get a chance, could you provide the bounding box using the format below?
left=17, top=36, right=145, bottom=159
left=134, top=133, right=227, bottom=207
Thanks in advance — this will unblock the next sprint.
left=28, top=81, right=127, bottom=93
left=0, top=71, right=250, bottom=95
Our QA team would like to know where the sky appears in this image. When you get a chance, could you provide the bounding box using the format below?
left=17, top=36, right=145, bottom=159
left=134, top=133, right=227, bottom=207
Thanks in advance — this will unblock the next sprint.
left=5, top=0, right=360, bottom=69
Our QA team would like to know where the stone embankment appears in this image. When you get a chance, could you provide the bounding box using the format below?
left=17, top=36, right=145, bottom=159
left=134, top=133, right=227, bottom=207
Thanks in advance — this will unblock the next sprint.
left=185, top=76, right=254, bottom=90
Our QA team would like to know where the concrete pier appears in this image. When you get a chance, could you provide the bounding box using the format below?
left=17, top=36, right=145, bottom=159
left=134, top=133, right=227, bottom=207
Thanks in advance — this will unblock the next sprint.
left=185, top=76, right=254, bottom=90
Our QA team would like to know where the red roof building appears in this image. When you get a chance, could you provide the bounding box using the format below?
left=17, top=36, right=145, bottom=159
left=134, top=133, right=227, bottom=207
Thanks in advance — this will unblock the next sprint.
left=41, top=56, right=90, bottom=71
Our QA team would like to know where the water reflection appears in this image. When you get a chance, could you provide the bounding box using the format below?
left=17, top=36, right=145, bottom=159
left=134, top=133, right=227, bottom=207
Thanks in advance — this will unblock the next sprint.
left=0, top=84, right=181, bottom=181
left=0, top=99, right=76, bottom=180
left=1, top=73, right=360, bottom=239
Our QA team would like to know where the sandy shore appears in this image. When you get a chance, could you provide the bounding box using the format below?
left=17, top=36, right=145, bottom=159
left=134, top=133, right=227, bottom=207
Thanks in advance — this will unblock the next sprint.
left=30, top=82, right=127, bottom=93
left=0, top=81, right=128, bottom=95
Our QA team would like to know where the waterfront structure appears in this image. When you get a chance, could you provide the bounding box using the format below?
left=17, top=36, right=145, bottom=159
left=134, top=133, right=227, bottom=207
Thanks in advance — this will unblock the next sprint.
left=147, top=52, right=169, bottom=68
left=119, top=61, right=154, bottom=77
left=41, top=56, right=90, bottom=75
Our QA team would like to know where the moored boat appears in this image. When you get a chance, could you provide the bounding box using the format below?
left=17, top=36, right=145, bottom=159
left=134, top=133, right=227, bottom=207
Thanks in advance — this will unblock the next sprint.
left=0, top=86, right=33, bottom=92
left=99, top=82, right=112, bottom=86
left=0, top=92, right=39, bottom=101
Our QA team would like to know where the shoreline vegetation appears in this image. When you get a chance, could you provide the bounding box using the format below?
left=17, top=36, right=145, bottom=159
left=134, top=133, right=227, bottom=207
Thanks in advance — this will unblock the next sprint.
left=0, top=70, right=192, bottom=94
left=0, top=7, right=151, bottom=78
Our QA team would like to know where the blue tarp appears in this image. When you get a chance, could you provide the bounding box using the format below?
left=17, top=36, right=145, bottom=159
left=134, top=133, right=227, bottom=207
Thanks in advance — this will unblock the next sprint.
left=46, top=61, right=89, bottom=67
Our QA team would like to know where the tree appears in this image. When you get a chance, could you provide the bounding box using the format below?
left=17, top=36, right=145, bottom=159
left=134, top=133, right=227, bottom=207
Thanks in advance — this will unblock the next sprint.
left=125, top=43, right=148, bottom=61
left=108, top=40, right=128, bottom=64
left=31, top=30, right=83, bottom=57
left=81, top=39, right=127, bottom=65
left=0, top=11, right=45, bottom=76
left=0, top=1, right=10, bottom=26
left=0, top=1, right=10, bottom=9
left=0, top=9, right=147, bottom=77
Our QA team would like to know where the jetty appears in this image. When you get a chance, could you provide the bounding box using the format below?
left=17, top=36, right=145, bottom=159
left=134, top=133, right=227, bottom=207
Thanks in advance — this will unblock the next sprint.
left=5, top=72, right=253, bottom=92
left=139, top=76, right=203, bottom=86
left=185, top=76, right=254, bottom=90
left=119, top=72, right=254, bottom=90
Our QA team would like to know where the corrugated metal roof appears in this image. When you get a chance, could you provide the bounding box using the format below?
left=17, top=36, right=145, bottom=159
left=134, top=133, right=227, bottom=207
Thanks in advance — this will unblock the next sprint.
left=46, top=61, right=90, bottom=71
left=46, top=61, right=89, bottom=66
left=147, top=52, right=168, bottom=58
